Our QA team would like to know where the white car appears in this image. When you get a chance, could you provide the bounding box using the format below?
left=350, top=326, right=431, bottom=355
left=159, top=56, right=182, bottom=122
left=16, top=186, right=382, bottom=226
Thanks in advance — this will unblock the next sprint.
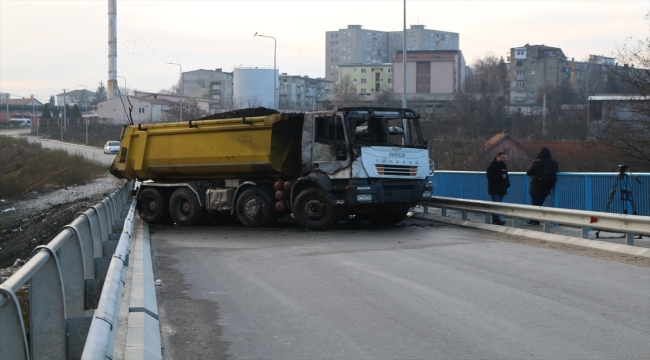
left=104, top=141, right=121, bottom=154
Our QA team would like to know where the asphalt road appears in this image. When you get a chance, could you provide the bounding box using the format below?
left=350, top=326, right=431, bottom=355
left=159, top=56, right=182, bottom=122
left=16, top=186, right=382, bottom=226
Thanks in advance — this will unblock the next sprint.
left=151, top=219, right=650, bottom=360
left=0, top=128, right=117, bottom=165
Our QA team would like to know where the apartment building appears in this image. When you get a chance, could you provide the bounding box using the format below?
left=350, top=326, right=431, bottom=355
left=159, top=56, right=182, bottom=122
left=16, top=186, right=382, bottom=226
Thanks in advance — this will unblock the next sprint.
left=338, top=63, right=393, bottom=95
left=566, top=55, right=615, bottom=95
left=279, top=74, right=334, bottom=111
left=325, top=24, right=459, bottom=83
left=181, top=69, right=234, bottom=112
left=392, top=50, right=466, bottom=95
left=507, top=44, right=567, bottom=106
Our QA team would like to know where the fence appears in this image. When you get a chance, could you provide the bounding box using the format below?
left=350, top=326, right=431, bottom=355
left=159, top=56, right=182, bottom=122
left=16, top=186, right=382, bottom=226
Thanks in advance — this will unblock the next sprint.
left=0, top=181, right=135, bottom=359
left=430, top=171, right=650, bottom=216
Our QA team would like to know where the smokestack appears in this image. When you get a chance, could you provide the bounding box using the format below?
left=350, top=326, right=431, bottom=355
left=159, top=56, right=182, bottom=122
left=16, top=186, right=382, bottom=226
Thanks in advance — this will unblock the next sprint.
left=107, top=0, right=117, bottom=100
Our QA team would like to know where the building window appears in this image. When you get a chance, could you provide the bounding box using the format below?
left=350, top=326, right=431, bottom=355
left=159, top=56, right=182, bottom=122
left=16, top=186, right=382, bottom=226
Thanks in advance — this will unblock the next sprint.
left=361, top=69, right=366, bottom=73
left=516, top=71, right=524, bottom=76
left=361, top=89, right=366, bottom=94
left=388, top=78, right=392, bottom=84
left=361, top=79, right=366, bottom=83
left=388, top=68, right=392, bottom=73
left=516, top=82, right=524, bottom=87
left=138, top=107, right=144, bottom=113
left=516, top=49, right=525, bottom=56
left=529, top=70, right=535, bottom=75
left=528, top=91, right=535, bottom=95
left=516, top=61, right=524, bottom=66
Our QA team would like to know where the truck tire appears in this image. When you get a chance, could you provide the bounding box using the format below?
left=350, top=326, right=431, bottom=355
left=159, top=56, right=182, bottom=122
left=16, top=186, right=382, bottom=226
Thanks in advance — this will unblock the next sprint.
left=366, top=207, right=409, bottom=226
left=235, top=187, right=277, bottom=227
left=293, top=187, right=338, bottom=230
left=169, top=188, right=206, bottom=226
left=137, top=188, right=170, bottom=224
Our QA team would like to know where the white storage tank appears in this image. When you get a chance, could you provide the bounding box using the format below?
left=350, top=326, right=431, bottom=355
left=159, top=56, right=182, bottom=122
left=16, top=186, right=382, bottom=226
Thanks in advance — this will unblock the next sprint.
left=233, top=67, right=278, bottom=109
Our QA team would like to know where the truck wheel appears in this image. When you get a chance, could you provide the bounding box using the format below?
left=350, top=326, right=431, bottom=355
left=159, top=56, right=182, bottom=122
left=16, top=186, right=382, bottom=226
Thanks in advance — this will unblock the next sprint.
left=169, top=188, right=206, bottom=226
left=293, top=187, right=338, bottom=230
left=366, top=207, right=409, bottom=226
left=137, top=188, right=170, bottom=224
left=235, top=187, right=277, bottom=227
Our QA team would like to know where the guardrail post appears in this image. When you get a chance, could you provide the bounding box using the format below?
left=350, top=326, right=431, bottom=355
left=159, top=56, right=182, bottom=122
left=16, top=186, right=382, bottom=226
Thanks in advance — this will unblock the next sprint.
left=513, top=217, right=520, bottom=228
left=423, top=205, right=429, bottom=214
left=626, top=233, right=635, bottom=246
left=441, top=207, right=447, bottom=217
left=461, top=210, right=468, bottom=221
left=581, top=227, right=590, bottom=239
left=542, top=221, right=551, bottom=233
left=484, top=213, right=490, bottom=224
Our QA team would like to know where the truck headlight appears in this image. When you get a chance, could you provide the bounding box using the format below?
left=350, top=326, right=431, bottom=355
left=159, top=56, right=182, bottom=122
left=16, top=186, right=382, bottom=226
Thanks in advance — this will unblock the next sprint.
left=357, top=194, right=372, bottom=202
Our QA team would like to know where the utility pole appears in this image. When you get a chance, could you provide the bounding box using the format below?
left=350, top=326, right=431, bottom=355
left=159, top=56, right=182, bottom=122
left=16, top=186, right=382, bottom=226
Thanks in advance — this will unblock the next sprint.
left=61, top=89, right=67, bottom=140
left=79, top=85, right=89, bottom=144
left=31, top=95, right=36, bottom=136
left=401, top=0, right=410, bottom=144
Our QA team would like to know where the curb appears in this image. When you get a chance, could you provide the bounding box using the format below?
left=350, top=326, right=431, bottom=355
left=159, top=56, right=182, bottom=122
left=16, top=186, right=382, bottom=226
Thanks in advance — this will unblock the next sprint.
left=411, top=212, right=650, bottom=259
left=124, top=219, right=162, bottom=359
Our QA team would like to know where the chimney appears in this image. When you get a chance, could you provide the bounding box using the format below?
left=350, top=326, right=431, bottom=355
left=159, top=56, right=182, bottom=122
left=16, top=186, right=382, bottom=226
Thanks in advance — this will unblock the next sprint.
left=107, top=0, right=118, bottom=100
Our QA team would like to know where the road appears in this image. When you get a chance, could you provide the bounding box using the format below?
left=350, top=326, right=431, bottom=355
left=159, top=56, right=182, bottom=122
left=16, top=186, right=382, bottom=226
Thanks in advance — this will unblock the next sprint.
left=151, top=218, right=650, bottom=360
left=0, top=128, right=116, bottom=165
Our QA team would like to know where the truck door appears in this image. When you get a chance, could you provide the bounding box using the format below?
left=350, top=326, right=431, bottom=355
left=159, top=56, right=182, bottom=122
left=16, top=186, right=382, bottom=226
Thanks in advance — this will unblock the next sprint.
left=312, top=115, right=350, bottom=174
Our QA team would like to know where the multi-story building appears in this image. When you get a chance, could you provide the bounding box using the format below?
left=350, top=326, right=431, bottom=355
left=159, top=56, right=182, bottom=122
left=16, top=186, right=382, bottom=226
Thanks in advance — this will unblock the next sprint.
left=392, top=50, right=466, bottom=95
left=181, top=69, right=234, bottom=112
left=507, top=44, right=567, bottom=106
left=325, top=24, right=460, bottom=83
left=97, top=96, right=178, bottom=124
left=56, top=89, right=97, bottom=106
left=338, top=63, right=393, bottom=95
left=278, top=74, right=334, bottom=111
left=566, top=55, right=615, bottom=97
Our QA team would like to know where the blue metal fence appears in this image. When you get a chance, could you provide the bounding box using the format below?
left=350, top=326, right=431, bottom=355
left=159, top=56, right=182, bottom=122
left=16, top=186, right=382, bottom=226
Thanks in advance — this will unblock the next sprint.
left=429, top=171, right=650, bottom=216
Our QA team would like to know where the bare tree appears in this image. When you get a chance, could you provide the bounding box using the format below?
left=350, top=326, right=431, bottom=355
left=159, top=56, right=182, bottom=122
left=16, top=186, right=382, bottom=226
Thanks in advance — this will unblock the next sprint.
left=162, top=99, right=205, bottom=122
left=333, top=74, right=361, bottom=108
left=373, top=89, right=400, bottom=108
left=592, top=28, right=650, bottom=170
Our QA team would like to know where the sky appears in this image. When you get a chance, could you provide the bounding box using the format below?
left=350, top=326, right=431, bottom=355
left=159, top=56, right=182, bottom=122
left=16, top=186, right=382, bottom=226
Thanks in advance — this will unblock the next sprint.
left=0, top=0, right=648, bottom=102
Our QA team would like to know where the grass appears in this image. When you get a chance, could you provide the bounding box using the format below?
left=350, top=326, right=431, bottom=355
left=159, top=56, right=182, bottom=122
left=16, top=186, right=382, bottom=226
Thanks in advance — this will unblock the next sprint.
left=0, top=136, right=107, bottom=200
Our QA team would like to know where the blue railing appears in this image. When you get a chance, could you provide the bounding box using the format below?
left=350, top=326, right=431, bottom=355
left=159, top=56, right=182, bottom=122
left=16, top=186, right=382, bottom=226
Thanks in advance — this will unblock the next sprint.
left=429, top=171, right=650, bottom=216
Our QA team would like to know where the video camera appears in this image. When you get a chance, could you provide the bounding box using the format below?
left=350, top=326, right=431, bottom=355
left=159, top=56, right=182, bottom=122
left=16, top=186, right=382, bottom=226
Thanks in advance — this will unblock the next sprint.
left=618, top=164, right=629, bottom=175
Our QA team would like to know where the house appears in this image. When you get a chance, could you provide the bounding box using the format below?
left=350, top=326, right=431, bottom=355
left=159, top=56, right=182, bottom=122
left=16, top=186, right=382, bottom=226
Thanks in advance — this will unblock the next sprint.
left=56, top=89, right=97, bottom=106
left=474, top=128, right=610, bottom=172
left=97, top=96, right=177, bottom=124
left=132, top=91, right=210, bottom=115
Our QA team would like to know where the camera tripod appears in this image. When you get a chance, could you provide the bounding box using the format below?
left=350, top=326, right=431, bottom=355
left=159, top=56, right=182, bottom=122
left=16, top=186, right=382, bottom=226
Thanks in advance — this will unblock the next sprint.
left=596, top=166, right=642, bottom=238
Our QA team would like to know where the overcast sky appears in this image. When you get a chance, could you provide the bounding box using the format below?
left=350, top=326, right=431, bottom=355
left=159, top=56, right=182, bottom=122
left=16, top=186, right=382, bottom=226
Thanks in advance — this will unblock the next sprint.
left=0, top=0, right=647, bottom=102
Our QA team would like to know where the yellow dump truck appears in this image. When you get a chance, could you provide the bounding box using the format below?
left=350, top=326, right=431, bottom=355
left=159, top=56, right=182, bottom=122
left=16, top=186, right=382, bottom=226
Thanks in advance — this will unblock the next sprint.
left=110, top=107, right=433, bottom=230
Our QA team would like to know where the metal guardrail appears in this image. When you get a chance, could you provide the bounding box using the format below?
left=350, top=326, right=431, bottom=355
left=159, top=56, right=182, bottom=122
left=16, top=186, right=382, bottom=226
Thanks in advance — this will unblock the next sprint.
left=423, top=196, right=650, bottom=246
left=0, top=181, right=135, bottom=360
left=429, top=171, right=650, bottom=216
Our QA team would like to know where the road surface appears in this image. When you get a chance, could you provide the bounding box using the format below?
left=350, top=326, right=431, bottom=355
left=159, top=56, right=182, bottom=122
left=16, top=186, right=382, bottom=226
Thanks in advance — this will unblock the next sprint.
left=151, top=218, right=650, bottom=360
left=0, top=128, right=116, bottom=165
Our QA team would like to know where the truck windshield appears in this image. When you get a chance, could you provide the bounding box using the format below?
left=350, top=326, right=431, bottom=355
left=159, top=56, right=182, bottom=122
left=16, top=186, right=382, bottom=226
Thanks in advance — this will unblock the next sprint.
left=350, top=117, right=426, bottom=148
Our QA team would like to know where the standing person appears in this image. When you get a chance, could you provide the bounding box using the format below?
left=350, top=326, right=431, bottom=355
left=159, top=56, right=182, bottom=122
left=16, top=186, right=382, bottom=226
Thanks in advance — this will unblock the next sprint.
left=486, top=151, right=510, bottom=225
left=526, top=147, right=559, bottom=225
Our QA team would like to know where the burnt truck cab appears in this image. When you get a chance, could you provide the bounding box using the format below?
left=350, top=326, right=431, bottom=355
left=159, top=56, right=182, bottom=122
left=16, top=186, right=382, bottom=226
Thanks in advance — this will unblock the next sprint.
left=291, top=107, right=433, bottom=228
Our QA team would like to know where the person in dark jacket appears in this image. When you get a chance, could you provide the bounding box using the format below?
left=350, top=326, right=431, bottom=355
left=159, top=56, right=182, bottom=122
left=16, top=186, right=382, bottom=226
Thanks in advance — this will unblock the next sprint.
left=486, top=152, right=510, bottom=225
left=526, top=147, right=560, bottom=225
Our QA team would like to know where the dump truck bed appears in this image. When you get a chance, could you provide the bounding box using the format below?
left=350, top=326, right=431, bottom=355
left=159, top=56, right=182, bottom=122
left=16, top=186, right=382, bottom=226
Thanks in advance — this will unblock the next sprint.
left=109, top=113, right=304, bottom=181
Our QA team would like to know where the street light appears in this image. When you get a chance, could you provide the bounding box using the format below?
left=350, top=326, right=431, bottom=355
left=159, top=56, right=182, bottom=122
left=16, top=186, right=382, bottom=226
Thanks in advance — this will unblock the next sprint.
left=166, top=63, right=183, bottom=122
left=79, top=85, right=89, bottom=144
left=254, top=32, right=277, bottom=109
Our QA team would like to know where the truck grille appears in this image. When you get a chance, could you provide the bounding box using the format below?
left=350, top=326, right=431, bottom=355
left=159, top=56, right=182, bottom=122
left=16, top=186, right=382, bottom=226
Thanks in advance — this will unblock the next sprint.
left=375, top=164, right=418, bottom=176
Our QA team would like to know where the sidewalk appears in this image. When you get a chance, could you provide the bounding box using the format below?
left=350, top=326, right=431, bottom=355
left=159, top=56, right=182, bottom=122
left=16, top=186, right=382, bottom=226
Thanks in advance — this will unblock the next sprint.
left=413, top=205, right=650, bottom=250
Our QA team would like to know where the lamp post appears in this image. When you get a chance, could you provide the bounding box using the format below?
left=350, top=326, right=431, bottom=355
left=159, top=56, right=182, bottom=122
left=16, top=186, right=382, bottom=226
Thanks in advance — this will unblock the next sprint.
left=167, top=63, right=183, bottom=122
left=254, top=32, right=277, bottom=109
left=117, top=76, right=127, bottom=124
left=79, top=85, right=89, bottom=144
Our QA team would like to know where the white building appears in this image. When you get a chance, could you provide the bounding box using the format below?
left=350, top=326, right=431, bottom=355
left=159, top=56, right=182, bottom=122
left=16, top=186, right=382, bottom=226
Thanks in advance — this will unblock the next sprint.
left=97, top=96, right=176, bottom=124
